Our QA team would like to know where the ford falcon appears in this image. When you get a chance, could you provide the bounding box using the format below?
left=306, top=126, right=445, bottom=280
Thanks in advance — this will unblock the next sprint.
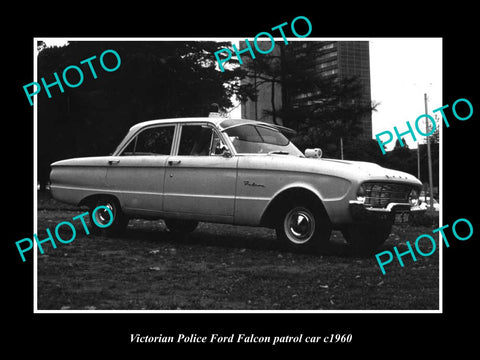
left=49, top=117, right=425, bottom=252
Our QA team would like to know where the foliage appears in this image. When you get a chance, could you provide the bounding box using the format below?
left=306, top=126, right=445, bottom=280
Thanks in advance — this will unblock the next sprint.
left=37, top=41, right=254, bottom=188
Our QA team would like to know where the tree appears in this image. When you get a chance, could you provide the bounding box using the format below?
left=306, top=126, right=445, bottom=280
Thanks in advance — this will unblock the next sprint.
left=343, top=138, right=387, bottom=164
left=37, top=40, right=46, bottom=52
left=393, top=138, right=409, bottom=150
left=37, top=41, right=254, bottom=189
left=418, top=142, right=439, bottom=189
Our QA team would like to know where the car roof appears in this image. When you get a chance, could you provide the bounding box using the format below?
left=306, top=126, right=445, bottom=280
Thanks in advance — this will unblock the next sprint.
left=128, top=117, right=296, bottom=134
left=128, top=117, right=224, bottom=132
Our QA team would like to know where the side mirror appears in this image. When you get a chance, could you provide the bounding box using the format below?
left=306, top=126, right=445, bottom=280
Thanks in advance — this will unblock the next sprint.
left=305, top=148, right=322, bottom=158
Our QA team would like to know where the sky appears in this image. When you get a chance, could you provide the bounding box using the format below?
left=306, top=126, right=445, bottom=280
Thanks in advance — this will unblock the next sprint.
left=41, top=37, right=443, bottom=151
left=368, top=38, right=442, bottom=150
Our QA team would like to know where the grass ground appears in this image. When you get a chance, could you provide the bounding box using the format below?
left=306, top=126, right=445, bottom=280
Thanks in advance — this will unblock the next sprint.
left=36, top=192, right=439, bottom=311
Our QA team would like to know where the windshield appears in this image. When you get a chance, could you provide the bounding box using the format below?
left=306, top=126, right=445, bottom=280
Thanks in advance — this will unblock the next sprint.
left=224, top=124, right=303, bottom=156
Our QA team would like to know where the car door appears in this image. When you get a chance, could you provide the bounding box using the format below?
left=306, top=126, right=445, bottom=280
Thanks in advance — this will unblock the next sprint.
left=105, top=123, right=176, bottom=215
left=163, top=122, right=237, bottom=222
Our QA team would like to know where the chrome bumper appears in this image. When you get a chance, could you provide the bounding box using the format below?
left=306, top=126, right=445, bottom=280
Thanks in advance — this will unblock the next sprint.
left=349, top=200, right=426, bottom=223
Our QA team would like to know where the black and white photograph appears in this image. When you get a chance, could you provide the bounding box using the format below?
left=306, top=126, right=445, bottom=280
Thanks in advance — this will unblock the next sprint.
left=6, top=7, right=479, bottom=354
left=33, top=38, right=441, bottom=312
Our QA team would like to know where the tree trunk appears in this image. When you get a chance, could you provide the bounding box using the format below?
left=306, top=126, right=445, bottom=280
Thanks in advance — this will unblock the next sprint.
left=271, top=79, right=277, bottom=125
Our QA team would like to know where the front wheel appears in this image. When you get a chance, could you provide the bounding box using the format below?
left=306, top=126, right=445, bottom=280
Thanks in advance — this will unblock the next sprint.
left=89, top=197, right=129, bottom=236
left=275, top=202, right=332, bottom=252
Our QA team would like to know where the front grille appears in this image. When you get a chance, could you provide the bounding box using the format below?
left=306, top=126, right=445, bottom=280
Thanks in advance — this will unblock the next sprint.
left=362, top=182, right=412, bottom=208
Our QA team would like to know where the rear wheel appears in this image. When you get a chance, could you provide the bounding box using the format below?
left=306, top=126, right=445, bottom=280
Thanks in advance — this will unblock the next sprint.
left=275, top=200, right=331, bottom=252
left=89, top=197, right=129, bottom=236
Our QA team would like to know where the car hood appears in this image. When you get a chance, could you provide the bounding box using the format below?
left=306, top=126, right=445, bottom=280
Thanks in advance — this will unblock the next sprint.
left=255, top=154, right=421, bottom=185
left=321, top=158, right=411, bottom=177
left=311, top=157, right=421, bottom=184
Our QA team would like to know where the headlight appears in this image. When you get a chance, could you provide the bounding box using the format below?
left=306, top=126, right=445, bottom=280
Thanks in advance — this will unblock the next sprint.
left=408, top=188, right=419, bottom=206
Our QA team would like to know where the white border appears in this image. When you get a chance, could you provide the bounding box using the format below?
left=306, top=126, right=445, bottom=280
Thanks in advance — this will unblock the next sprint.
left=33, top=37, right=442, bottom=314
left=33, top=37, right=39, bottom=309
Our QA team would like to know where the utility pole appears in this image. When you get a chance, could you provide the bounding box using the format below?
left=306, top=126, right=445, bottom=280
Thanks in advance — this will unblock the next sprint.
left=425, top=93, right=434, bottom=213
left=417, top=139, right=421, bottom=179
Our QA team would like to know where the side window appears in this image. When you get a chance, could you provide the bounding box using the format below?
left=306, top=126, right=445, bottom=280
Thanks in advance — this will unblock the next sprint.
left=178, top=124, right=213, bottom=156
left=121, top=125, right=175, bottom=156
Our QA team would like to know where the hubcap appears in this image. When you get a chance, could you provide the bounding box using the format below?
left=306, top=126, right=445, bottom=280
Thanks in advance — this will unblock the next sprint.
left=95, top=203, right=114, bottom=226
left=284, top=207, right=315, bottom=244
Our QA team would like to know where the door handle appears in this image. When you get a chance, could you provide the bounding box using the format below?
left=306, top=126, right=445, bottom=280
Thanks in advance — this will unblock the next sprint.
left=168, top=160, right=182, bottom=166
left=108, top=160, right=120, bottom=165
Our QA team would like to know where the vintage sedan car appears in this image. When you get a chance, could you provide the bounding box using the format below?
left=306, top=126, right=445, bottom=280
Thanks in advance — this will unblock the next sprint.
left=50, top=117, right=425, bottom=252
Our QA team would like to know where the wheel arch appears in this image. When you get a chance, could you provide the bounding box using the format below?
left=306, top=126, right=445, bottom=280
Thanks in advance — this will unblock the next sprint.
left=78, top=193, right=121, bottom=209
left=260, top=186, right=330, bottom=228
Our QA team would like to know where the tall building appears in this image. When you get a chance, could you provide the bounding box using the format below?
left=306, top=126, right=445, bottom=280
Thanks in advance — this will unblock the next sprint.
left=241, top=40, right=373, bottom=139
